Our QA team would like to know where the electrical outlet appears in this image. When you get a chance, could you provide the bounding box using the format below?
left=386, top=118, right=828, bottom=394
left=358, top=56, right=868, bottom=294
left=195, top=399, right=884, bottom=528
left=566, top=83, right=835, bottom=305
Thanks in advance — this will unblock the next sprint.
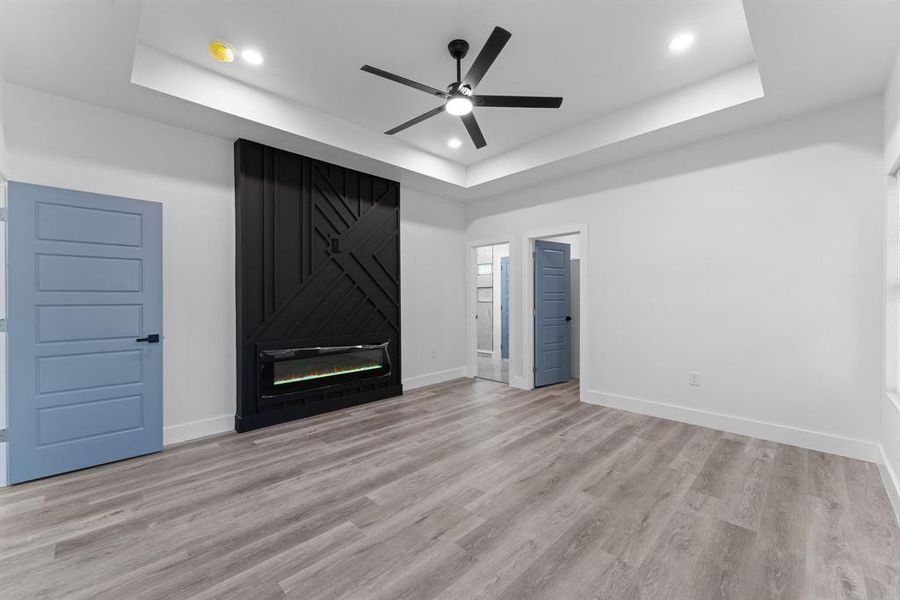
left=689, top=371, right=701, bottom=387
left=430, top=349, right=437, bottom=360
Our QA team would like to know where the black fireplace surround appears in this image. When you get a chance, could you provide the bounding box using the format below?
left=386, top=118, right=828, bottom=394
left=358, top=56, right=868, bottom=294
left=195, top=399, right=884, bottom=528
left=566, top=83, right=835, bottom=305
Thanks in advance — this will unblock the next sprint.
left=234, top=139, right=402, bottom=432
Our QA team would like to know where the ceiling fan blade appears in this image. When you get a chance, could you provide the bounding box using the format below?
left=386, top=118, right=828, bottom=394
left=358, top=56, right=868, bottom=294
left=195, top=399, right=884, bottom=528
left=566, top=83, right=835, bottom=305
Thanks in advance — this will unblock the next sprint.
left=361, top=65, right=448, bottom=99
left=385, top=105, right=446, bottom=135
left=473, top=95, right=563, bottom=109
left=461, top=112, right=486, bottom=149
left=462, top=26, right=512, bottom=89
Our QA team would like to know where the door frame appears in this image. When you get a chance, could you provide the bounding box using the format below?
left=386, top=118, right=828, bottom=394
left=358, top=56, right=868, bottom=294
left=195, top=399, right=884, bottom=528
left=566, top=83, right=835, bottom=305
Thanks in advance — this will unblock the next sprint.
left=466, top=236, right=514, bottom=383
left=500, top=256, right=510, bottom=360
left=521, top=223, right=589, bottom=391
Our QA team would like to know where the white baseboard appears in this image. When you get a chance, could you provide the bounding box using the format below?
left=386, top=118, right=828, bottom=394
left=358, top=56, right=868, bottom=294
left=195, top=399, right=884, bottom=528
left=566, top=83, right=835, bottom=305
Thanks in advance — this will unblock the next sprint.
left=878, top=445, right=900, bottom=526
left=403, top=367, right=468, bottom=390
left=509, top=375, right=530, bottom=390
left=164, top=414, right=233, bottom=446
left=583, top=389, right=880, bottom=463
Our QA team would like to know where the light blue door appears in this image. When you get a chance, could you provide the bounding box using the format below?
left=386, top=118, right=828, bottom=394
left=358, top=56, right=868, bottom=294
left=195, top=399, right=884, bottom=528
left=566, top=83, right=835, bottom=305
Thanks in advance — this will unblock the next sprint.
left=533, top=240, right=570, bottom=387
left=8, top=182, right=163, bottom=484
left=500, top=257, right=510, bottom=359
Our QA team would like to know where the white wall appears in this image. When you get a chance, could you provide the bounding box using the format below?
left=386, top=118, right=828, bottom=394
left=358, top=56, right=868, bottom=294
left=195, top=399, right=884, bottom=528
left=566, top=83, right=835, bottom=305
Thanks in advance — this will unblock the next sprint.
left=881, top=50, right=900, bottom=517
left=467, top=96, right=885, bottom=461
left=3, top=85, right=468, bottom=459
left=400, top=188, right=468, bottom=388
left=6, top=84, right=237, bottom=445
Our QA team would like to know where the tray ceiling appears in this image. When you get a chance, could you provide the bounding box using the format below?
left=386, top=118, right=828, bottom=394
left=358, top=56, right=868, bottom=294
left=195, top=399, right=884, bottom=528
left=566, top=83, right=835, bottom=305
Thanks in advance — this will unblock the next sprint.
left=136, top=1, right=756, bottom=165
left=2, top=1, right=897, bottom=198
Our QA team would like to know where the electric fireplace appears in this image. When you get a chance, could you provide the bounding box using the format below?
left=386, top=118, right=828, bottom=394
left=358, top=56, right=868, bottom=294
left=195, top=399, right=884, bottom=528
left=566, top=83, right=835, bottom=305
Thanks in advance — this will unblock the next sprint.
left=258, top=342, right=392, bottom=399
left=235, top=139, right=402, bottom=432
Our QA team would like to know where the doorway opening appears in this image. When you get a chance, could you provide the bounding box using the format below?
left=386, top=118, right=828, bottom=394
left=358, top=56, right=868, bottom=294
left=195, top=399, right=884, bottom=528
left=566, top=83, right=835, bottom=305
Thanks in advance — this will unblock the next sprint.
left=532, top=232, right=581, bottom=388
left=473, top=242, right=510, bottom=384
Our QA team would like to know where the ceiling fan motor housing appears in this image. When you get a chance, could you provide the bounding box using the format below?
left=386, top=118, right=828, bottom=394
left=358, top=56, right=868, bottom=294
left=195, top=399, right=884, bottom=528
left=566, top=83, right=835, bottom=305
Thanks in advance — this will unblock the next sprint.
left=447, top=82, right=473, bottom=96
left=448, top=39, right=470, bottom=61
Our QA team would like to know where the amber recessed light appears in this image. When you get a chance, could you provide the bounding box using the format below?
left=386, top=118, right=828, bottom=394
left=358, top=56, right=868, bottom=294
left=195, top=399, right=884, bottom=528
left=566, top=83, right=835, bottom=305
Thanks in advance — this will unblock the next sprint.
left=209, top=40, right=235, bottom=63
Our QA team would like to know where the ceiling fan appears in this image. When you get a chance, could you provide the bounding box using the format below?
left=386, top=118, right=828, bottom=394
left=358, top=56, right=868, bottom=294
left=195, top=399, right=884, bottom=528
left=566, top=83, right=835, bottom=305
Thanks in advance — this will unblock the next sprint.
left=361, top=26, right=563, bottom=149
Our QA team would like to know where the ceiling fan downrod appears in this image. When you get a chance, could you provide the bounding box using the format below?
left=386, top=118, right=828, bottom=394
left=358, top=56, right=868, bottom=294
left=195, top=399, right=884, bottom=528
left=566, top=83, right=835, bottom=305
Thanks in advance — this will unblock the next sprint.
left=448, top=39, right=469, bottom=84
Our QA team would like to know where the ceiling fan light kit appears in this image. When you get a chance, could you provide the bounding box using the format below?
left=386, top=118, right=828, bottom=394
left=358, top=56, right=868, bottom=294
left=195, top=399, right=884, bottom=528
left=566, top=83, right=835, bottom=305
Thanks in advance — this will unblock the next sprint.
left=445, top=95, right=473, bottom=116
left=361, top=26, right=563, bottom=149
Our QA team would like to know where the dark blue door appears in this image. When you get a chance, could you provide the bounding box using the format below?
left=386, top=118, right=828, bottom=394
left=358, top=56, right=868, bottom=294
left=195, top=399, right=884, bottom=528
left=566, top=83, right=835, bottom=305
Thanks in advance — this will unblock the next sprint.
left=500, top=257, right=510, bottom=359
left=8, top=183, right=163, bottom=483
left=533, top=240, right=571, bottom=387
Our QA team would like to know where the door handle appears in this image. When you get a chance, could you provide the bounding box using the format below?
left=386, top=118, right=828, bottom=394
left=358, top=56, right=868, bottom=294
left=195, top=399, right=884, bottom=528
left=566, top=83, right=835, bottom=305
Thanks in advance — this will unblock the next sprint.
left=136, top=334, right=160, bottom=343
left=565, top=316, right=572, bottom=322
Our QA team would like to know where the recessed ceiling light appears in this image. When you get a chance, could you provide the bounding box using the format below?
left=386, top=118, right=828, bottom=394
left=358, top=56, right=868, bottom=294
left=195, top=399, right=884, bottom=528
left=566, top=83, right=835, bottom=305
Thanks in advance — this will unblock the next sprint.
left=209, top=40, right=234, bottom=63
left=447, top=138, right=462, bottom=149
left=667, top=32, right=695, bottom=53
left=445, top=96, right=473, bottom=116
left=241, top=49, right=264, bottom=65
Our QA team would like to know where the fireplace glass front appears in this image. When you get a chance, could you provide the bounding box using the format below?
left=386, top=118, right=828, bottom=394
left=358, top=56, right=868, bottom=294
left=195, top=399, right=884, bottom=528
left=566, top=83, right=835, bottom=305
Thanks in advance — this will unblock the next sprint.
left=258, top=342, right=391, bottom=398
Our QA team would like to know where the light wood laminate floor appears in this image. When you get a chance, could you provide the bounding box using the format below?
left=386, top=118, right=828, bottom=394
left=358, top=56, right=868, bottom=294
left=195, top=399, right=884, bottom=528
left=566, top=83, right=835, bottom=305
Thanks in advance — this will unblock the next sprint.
left=1, top=378, right=898, bottom=599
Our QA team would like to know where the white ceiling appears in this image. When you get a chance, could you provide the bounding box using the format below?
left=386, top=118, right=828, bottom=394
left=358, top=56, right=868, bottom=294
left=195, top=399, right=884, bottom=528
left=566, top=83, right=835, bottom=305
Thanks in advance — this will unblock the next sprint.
left=0, top=1, right=898, bottom=200
left=136, top=1, right=756, bottom=164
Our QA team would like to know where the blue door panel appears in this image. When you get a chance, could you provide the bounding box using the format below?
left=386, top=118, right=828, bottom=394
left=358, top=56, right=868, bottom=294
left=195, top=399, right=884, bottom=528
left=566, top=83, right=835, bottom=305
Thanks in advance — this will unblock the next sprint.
left=36, top=201, right=144, bottom=247
left=542, top=300, right=568, bottom=318
left=8, top=182, right=163, bottom=484
left=37, top=304, right=142, bottom=342
left=38, top=395, right=144, bottom=446
left=542, top=274, right=567, bottom=293
left=542, top=324, right=567, bottom=343
left=534, top=240, right=571, bottom=387
left=542, top=250, right=567, bottom=268
left=37, top=254, right=143, bottom=292
left=37, top=350, right=144, bottom=394
left=543, top=349, right=567, bottom=368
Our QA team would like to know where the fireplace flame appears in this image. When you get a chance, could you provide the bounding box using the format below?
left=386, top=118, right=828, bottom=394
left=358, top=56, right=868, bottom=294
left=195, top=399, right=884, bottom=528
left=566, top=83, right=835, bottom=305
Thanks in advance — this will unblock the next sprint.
left=274, top=362, right=381, bottom=386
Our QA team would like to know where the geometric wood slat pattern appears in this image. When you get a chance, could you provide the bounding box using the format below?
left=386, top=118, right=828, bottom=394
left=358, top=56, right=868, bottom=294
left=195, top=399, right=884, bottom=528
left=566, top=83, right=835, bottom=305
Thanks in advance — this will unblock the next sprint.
left=0, top=377, right=897, bottom=599
left=235, top=140, right=402, bottom=432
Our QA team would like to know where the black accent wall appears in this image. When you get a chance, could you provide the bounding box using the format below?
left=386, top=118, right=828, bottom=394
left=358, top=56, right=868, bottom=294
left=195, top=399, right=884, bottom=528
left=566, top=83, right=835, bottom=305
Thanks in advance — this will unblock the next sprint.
left=234, top=139, right=402, bottom=432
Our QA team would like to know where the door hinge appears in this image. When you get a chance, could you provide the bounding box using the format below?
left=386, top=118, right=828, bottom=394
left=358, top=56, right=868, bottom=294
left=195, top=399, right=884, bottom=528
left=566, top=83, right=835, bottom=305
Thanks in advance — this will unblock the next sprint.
left=0, top=429, right=6, bottom=443
left=0, top=207, right=6, bottom=222
left=0, top=318, right=6, bottom=332
left=532, top=365, right=537, bottom=373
